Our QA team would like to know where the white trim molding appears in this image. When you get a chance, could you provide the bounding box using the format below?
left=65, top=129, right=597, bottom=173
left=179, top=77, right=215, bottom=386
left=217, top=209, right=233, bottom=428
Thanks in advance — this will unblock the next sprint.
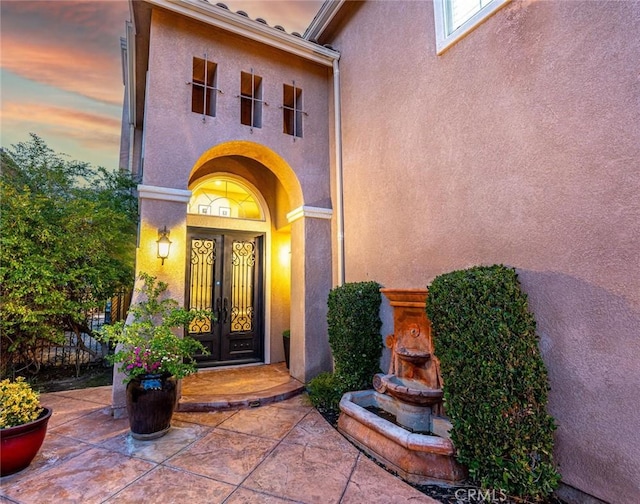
left=434, top=0, right=510, bottom=55
left=287, top=205, right=333, bottom=223
left=138, top=184, right=192, bottom=203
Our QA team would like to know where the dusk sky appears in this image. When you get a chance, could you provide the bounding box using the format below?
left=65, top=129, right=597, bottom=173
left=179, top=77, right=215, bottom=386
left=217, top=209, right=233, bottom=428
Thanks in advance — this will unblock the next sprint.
left=0, top=0, right=322, bottom=169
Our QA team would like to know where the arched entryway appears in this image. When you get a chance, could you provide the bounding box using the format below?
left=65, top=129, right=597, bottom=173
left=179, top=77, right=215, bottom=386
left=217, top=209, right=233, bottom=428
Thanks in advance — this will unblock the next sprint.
left=185, top=174, right=272, bottom=367
left=187, top=141, right=334, bottom=382
left=111, top=141, right=334, bottom=416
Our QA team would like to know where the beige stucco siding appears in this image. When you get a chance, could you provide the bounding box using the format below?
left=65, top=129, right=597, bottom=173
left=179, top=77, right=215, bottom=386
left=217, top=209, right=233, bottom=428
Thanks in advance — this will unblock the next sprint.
left=329, top=1, right=640, bottom=502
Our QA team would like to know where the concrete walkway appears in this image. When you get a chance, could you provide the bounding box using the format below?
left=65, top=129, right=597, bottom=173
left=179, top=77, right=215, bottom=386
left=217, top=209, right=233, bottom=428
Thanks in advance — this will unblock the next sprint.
left=1, top=368, right=438, bottom=503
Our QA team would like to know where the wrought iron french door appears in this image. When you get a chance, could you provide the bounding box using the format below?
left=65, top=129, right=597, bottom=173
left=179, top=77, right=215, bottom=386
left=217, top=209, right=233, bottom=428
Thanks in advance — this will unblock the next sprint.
left=186, top=228, right=264, bottom=366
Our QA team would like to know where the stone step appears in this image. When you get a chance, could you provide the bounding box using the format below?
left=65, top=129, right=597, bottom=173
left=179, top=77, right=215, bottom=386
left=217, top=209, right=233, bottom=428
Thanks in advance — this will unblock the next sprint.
left=177, top=362, right=305, bottom=412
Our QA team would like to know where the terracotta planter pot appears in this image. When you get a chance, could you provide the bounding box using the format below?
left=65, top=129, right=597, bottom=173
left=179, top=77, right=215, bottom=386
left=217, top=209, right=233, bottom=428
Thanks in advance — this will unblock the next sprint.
left=126, top=374, right=177, bottom=440
left=0, top=407, right=52, bottom=476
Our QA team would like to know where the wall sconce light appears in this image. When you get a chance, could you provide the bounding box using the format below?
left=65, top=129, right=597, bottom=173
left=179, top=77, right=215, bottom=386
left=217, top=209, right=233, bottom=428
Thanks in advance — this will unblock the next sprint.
left=156, top=226, right=171, bottom=265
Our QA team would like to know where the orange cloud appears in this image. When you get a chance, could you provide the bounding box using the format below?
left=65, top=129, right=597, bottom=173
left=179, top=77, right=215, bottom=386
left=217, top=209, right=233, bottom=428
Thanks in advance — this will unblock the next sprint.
left=1, top=101, right=121, bottom=151
left=2, top=38, right=123, bottom=106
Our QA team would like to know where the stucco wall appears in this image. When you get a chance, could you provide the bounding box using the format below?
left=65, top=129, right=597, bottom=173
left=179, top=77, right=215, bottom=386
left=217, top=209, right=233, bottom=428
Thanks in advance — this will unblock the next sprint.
left=144, top=10, right=331, bottom=207
left=328, top=1, right=640, bottom=502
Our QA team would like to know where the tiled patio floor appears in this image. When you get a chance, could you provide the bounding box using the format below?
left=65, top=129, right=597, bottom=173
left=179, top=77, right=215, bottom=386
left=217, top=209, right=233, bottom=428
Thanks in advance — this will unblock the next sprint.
left=0, top=383, right=439, bottom=503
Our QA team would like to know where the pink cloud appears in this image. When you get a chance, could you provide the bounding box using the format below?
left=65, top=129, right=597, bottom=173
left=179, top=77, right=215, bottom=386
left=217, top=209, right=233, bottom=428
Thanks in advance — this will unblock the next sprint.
left=223, top=1, right=323, bottom=33
left=1, top=1, right=128, bottom=105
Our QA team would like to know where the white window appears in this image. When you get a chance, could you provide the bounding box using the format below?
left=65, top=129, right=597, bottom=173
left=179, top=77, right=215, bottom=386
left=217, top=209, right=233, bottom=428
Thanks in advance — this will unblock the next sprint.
left=433, top=0, right=510, bottom=54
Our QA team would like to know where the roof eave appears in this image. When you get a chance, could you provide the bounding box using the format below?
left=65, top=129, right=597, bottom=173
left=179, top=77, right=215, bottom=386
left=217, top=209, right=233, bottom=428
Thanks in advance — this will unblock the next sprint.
left=304, top=0, right=346, bottom=42
left=145, top=0, right=340, bottom=65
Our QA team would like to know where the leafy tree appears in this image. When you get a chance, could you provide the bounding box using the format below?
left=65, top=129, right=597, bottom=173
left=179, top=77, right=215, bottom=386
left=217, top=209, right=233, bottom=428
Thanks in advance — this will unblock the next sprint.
left=0, top=134, right=138, bottom=376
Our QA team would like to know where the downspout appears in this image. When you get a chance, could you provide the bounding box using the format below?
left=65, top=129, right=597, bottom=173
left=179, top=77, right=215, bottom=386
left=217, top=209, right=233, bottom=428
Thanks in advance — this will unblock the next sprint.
left=333, top=58, right=345, bottom=286
left=125, top=21, right=136, bottom=175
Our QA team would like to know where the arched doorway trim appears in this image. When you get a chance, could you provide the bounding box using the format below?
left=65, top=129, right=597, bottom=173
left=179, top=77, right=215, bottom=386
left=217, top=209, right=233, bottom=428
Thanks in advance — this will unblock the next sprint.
left=186, top=141, right=334, bottom=382
left=188, top=144, right=300, bottom=369
left=189, top=140, right=304, bottom=209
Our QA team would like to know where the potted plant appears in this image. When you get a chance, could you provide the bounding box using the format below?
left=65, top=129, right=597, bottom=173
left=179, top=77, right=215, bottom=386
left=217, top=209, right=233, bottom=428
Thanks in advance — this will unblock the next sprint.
left=282, top=329, right=290, bottom=369
left=99, top=272, right=211, bottom=440
left=0, top=377, right=52, bottom=476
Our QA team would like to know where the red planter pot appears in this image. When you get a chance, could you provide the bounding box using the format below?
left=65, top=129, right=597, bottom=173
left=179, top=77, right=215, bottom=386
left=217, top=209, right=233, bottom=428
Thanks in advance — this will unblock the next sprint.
left=0, top=407, right=52, bottom=477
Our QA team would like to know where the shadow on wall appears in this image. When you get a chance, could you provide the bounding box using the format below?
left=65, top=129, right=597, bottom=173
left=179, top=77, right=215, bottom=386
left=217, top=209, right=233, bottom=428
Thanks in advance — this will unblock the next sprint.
left=518, top=269, right=640, bottom=504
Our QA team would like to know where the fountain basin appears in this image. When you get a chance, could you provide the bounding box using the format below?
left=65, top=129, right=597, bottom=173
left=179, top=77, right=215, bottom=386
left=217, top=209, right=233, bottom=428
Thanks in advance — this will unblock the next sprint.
left=395, top=347, right=431, bottom=366
left=374, top=373, right=443, bottom=406
left=338, top=390, right=467, bottom=484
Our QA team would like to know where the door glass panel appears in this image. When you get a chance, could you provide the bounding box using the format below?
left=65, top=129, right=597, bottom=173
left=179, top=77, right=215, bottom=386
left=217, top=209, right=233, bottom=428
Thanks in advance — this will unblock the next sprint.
left=231, top=239, right=255, bottom=332
left=189, top=238, right=215, bottom=333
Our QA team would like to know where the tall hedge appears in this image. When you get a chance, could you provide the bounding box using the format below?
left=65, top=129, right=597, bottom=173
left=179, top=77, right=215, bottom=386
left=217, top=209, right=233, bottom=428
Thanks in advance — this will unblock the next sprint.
left=328, top=281, right=383, bottom=391
left=426, top=265, right=560, bottom=500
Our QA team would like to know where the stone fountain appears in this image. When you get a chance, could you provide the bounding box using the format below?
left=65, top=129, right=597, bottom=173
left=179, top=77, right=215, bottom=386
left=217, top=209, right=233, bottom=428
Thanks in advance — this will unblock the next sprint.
left=337, top=288, right=467, bottom=484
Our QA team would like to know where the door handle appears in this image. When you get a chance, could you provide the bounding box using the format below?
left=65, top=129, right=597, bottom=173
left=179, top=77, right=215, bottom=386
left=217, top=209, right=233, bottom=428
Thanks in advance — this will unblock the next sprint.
left=215, top=297, right=222, bottom=323
left=223, top=297, right=229, bottom=324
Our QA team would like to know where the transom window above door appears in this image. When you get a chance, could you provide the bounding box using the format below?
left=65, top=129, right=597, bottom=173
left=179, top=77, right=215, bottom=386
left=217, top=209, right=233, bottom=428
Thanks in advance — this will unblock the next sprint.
left=188, top=176, right=263, bottom=220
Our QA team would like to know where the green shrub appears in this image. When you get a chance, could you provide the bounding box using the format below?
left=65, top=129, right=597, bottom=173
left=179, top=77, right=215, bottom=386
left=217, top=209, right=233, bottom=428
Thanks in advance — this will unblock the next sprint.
left=306, top=372, right=344, bottom=412
left=426, top=265, right=560, bottom=500
left=328, top=281, right=383, bottom=391
left=307, top=281, right=383, bottom=412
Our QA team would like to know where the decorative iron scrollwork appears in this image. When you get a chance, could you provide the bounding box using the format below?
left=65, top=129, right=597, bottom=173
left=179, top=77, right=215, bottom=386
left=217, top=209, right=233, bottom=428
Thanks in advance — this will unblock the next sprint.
left=188, top=238, right=216, bottom=333
left=230, top=240, right=255, bottom=332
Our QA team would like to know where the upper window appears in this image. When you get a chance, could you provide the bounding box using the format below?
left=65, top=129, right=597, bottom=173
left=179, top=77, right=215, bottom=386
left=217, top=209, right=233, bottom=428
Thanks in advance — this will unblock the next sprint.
left=191, top=56, right=218, bottom=119
left=283, top=83, right=303, bottom=138
left=240, top=70, right=263, bottom=129
left=433, top=0, right=510, bottom=54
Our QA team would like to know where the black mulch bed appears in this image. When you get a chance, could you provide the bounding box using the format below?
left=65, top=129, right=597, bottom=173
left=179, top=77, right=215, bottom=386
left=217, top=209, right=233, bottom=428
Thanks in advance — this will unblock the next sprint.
left=316, top=408, right=565, bottom=504
left=23, top=363, right=113, bottom=393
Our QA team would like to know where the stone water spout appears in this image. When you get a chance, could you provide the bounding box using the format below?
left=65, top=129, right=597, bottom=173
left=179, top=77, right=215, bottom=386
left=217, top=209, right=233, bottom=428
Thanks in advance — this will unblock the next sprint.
left=373, top=289, right=443, bottom=410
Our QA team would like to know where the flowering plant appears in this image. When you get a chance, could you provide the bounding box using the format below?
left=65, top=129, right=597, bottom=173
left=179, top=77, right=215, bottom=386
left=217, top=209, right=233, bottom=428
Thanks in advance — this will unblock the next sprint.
left=0, top=377, right=44, bottom=429
left=99, top=273, right=211, bottom=383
